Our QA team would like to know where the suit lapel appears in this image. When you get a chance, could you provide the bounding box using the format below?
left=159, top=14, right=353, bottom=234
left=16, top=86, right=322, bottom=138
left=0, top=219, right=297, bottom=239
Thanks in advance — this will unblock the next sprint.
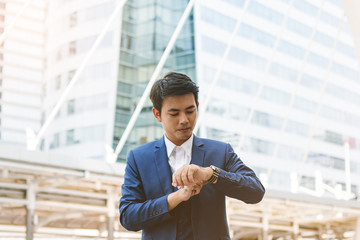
left=190, top=135, right=205, bottom=167
left=154, top=137, right=173, bottom=195
left=190, top=136, right=205, bottom=239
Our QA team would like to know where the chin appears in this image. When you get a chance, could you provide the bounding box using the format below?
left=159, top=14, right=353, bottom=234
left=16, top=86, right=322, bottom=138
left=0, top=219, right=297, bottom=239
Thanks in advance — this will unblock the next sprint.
left=179, top=133, right=192, bottom=140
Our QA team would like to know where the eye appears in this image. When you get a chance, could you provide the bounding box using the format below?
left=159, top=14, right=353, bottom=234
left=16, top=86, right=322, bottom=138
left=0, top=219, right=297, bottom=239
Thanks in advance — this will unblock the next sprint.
left=169, top=113, right=178, bottom=116
left=186, top=110, right=194, bottom=114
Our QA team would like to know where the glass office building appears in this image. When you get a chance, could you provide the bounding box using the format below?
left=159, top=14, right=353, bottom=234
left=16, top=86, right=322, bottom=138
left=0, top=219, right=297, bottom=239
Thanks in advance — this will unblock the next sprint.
left=43, top=0, right=122, bottom=159
left=0, top=0, right=45, bottom=146
left=194, top=0, right=360, bottom=195
left=114, top=0, right=196, bottom=160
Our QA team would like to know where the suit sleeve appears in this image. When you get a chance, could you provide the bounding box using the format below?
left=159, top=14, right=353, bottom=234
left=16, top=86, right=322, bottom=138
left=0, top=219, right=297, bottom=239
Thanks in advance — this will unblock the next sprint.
left=119, top=150, right=173, bottom=231
left=213, top=143, right=265, bottom=203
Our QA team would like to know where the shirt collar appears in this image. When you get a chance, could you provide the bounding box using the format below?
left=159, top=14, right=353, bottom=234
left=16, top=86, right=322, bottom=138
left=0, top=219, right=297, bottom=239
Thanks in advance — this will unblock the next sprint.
left=164, top=134, right=194, bottom=158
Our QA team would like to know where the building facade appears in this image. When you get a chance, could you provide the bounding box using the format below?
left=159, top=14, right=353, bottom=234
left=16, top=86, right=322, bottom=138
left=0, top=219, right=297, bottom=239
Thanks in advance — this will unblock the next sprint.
left=114, top=0, right=196, bottom=160
left=0, top=0, right=45, bottom=146
left=194, top=0, right=360, bottom=196
left=43, top=0, right=121, bottom=159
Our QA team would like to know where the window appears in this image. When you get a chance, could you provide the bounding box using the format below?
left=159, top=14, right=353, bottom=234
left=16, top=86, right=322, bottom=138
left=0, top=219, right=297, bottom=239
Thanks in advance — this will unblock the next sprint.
left=286, top=120, right=309, bottom=136
left=294, top=97, right=317, bottom=113
left=116, top=96, right=131, bottom=111
left=320, top=11, right=339, bottom=27
left=117, top=82, right=132, bottom=94
left=69, top=12, right=77, bottom=28
left=200, top=6, right=236, bottom=32
left=224, top=0, right=245, bottom=8
left=219, top=72, right=259, bottom=95
left=308, top=52, right=329, bottom=69
left=201, top=36, right=226, bottom=57
left=68, top=70, right=75, bottom=83
left=286, top=18, right=312, bottom=38
left=228, top=47, right=267, bottom=71
left=248, top=1, right=284, bottom=25
left=270, top=63, right=298, bottom=82
left=278, top=40, right=305, bottom=59
left=69, top=41, right=77, bottom=56
left=115, top=112, right=131, bottom=124
left=56, top=49, right=62, bottom=61
left=252, top=111, right=283, bottom=129
left=278, top=145, right=303, bottom=161
left=55, top=75, right=61, bottom=90
left=244, top=137, right=275, bottom=155
left=66, top=129, right=74, bottom=145
left=238, top=23, right=276, bottom=47
left=325, top=130, right=343, bottom=145
left=113, top=126, right=125, bottom=141
left=337, top=42, right=356, bottom=58
left=300, top=73, right=323, bottom=90
left=331, top=62, right=359, bottom=81
left=261, top=86, right=291, bottom=105
left=294, top=0, right=318, bottom=16
left=314, top=31, right=334, bottom=48
left=53, top=133, right=60, bottom=148
left=67, top=100, right=75, bottom=115
left=326, top=83, right=360, bottom=106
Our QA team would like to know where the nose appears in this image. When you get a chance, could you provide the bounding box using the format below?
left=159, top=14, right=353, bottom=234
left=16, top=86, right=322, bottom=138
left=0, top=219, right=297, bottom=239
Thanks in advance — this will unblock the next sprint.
left=179, top=112, right=189, bottom=125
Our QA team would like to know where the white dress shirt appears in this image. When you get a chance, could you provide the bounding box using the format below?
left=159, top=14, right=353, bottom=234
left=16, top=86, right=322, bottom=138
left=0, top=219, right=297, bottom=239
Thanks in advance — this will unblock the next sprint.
left=164, top=134, right=193, bottom=173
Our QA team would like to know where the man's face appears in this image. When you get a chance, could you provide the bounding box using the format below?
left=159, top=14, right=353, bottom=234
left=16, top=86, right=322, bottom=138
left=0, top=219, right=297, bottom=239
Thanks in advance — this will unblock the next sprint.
left=153, top=93, right=198, bottom=146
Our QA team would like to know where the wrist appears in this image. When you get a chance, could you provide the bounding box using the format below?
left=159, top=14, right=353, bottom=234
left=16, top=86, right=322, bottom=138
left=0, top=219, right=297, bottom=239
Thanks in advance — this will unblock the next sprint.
left=167, top=191, right=183, bottom=211
left=207, top=165, right=220, bottom=184
left=206, top=167, right=213, bottom=180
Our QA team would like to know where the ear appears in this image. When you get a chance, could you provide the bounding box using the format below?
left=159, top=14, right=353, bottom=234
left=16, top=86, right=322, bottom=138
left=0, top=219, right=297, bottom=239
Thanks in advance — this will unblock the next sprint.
left=152, top=107, right=161, bottom=122
left=196, top=102, right=199, bottom=109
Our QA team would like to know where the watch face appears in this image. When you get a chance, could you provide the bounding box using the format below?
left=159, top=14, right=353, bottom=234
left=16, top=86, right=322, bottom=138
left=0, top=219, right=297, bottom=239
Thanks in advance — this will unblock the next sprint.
left=211, top=165, right=220, bottom=175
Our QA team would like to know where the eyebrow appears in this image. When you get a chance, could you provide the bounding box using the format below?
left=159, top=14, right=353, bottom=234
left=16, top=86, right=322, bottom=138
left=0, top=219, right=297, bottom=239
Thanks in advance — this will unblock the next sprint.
left=167, top=105, right=196, bottom=112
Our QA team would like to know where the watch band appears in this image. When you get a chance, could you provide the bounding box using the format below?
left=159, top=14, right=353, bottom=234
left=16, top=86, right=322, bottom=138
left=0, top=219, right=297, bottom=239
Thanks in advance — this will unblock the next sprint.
left=208, top=165, right=220, bottom=184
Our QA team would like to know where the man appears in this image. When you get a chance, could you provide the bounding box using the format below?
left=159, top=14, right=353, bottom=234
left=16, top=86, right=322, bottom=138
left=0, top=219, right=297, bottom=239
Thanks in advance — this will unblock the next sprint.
left=119, top=72, right=265, bottom=240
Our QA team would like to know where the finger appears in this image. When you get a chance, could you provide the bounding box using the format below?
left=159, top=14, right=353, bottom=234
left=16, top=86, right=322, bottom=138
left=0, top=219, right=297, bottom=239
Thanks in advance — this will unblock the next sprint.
left=172, top=165, right=183, bottom=186
left=188, top=165, right=196, bottom=184
left=181, top=165, right=190, bottom=186
left=172, top=172, right=177, bottom=187
left=172, top=168, right=180, bottom=187
left=174, top=165, right=185, bottom=187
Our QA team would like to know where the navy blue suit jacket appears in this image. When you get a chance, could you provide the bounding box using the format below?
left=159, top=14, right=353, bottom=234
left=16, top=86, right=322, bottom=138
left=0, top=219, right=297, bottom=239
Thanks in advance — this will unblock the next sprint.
left=119, top=136, right=265, bottom=240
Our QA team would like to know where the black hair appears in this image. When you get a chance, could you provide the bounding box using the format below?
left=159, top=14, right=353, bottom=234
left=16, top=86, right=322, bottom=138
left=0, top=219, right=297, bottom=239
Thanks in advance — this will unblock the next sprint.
left=150, top=72, right=199, bottom=114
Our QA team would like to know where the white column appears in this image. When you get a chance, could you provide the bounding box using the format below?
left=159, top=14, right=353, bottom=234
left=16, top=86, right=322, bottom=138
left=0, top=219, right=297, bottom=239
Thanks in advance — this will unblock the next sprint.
left=107, top=192, right=115, bottom=240
left=293, top=219, right=300, bottom=240
left=355, top=218, right=360, bottom=240
left=344, top=141, right=351, bottom=199
left=262, top=213, right=269, bottom=240
left=26, top=183, right=36, bottom=240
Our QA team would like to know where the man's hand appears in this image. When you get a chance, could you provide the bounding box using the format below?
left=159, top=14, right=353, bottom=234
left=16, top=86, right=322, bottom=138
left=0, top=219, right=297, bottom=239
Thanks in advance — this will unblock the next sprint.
left=177, top=184, right=202, bottom=201
left=167, top=183, right=202, bottom=211
left=172, top=164, right=213, bottom=188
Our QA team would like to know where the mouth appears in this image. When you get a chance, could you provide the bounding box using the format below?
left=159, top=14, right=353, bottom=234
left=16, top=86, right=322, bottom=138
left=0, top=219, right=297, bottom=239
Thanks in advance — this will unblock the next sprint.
left=178, top=127, right=191, bottom=132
